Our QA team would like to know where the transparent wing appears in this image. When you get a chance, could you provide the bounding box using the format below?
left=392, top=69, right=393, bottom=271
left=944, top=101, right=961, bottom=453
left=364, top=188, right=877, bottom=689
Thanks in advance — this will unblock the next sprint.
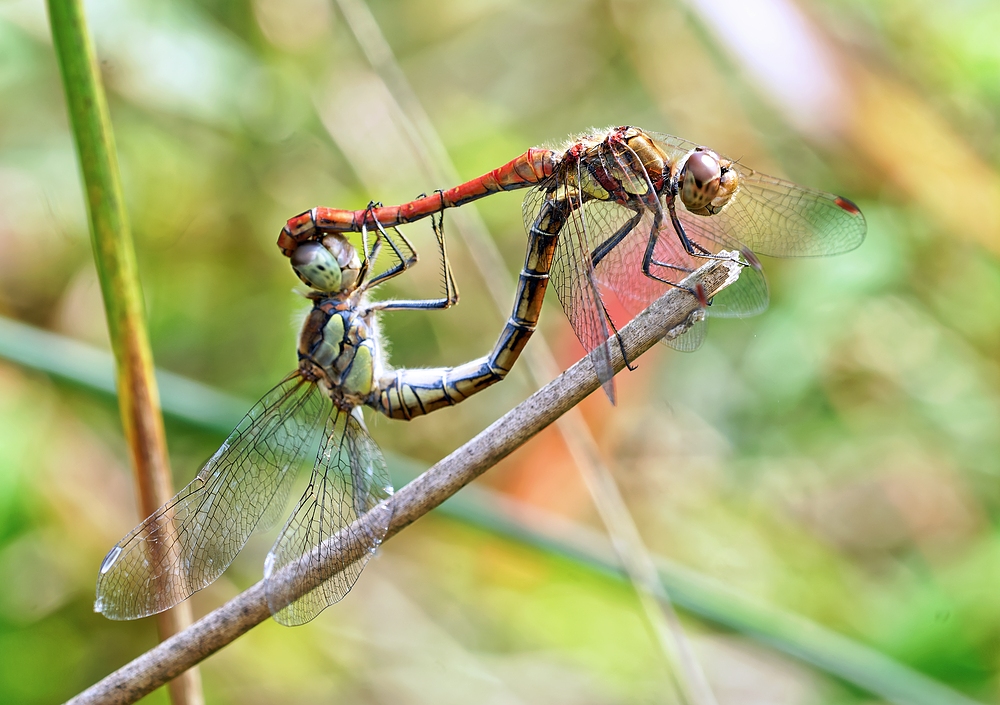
left=646, top=131, right=867, bottom=258
left=526, top=185, right=617, bottom=401
left=594, top=205, right=768, bottom=331
left=672, top=210, right=770, bottom=319
left=95, top=373, right=327, bottom=620
left=264, top=408, right=393, bottom=626
left=594, top=205, right=694, bottom=308
left=714, top=169, right=866, bottom=257
left=640, top=131, right=701, bottom=162
left=594, top=135, right=769, bottom=327
left=666, top=315, right=707, bottom=352
left=674, top=173, right=867, bottom=258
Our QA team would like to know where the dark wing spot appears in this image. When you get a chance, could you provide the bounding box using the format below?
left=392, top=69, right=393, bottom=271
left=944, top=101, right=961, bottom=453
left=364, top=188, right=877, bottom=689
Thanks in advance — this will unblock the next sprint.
left=834, top=196, right=862, bottom=216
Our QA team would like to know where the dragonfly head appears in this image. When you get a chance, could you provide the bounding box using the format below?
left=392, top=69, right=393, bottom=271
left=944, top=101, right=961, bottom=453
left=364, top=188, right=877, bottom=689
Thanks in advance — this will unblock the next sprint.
left=679, top=148, right=739, bottom=216
left=290, top=235, right=362, bottom=293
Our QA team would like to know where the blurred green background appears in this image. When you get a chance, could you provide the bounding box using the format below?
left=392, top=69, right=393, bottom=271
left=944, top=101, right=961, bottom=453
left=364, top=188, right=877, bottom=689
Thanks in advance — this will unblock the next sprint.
left=2, top=0, right=999, bottom=702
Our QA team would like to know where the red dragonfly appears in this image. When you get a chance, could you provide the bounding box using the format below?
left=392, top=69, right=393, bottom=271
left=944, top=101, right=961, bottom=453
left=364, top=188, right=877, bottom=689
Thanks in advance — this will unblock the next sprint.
left=279, top=126, right=866, bottom=400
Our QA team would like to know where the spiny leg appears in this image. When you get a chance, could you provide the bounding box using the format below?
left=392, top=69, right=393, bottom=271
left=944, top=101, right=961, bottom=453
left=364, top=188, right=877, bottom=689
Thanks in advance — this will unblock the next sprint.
left=587, top=207, right=702, bottom=363
left=368, top=210, right=459, bottom=312
left=591, top=140, right=704, bottom=314
left=602, top=295, right=637, bottom=373
left=376, top=198, right=564, bottom=420
left=590, top=209, right=642, bottom=271
left=636, top=196, right=715, bottom=314
left=579, top=205, right=639, bottom=374
left=365, top=216, right=419, bottom=288
left=356, top=202, right=385, bottom=285
left=432, top=207, right=459, bottom=308
left=364, top=192, right=456, bottom=292
left=662, top=185, right=748, bottom=267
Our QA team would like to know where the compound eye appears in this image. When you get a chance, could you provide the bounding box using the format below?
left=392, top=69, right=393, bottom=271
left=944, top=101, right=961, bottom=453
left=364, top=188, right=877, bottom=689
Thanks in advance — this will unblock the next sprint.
left=291, top=241, right=343, bottom=292
left=321, top=234, right=361, bottom=270
left=680, top=150, right=722, bottom=212
left=712, top=163, right=740, bottom=210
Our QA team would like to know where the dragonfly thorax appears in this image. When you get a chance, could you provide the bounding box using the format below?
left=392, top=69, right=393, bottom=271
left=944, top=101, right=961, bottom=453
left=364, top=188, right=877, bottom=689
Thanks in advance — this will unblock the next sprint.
left=620, top=129, right=669, bottom=185
left=298, top=301, right=381, bottom=408
left=677, top=148, right=739, bottom=216
left=290, top=235, right=362, bottom=293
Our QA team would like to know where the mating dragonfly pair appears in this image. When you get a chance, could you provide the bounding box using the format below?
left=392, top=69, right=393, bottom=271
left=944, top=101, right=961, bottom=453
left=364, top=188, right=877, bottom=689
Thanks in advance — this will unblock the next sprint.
left=95, top=126, right=866, bottom=625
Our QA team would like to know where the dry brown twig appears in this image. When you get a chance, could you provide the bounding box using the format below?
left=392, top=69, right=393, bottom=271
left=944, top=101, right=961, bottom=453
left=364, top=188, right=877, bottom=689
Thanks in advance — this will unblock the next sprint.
left=65, top=255, right=743, bottom=705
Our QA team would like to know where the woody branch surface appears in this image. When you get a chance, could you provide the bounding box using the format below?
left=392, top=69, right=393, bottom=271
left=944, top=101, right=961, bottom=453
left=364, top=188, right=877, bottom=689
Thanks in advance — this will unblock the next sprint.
left=65, top=255, right=744, bottom=705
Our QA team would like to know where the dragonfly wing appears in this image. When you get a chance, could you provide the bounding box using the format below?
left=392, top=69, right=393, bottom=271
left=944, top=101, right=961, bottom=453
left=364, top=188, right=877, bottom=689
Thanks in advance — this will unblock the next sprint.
left=667, top=166, right=865, bottom=260
left=525, top=187, right=616, bottom=402
left=722, top=168, right=867, bottom=257
left=593, top=203, right=767, bottom=328
left=664, top=315, right=707, bottom=352
left=596, top=208, right=692, bottom=304
left=666, top=209, right=771, bottom=319
left=644, top=128, right=866, bottom=257
left=705, top=256, right=769, bottom=319
left=645, top=130, right=866, bottom=258
left=95, top=373, right=326, bottom=620
left=265, top=407, right=393, bottom=626
left=645, top=130, right=702, bottom=162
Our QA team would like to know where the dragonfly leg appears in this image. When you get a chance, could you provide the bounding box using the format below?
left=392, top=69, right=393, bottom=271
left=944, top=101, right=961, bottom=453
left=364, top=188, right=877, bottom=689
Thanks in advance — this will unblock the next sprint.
left=358, top=203, right=455, bottom=299
left=590, top=210, right=642, bottom=270
left=355, top=204, right=382, bottom=284
left=639, top=203, right=698, bottom=289
left=363, top=208, right=420, bottom=289
left=282, top=200, right=420, bottom=280
left=375, top=200, right=565, bottom=420
left=367, top=211, right=459, bottom=312
left=662, top=193, right=742, bottom=268
left=582, top=210, right=643, bottom=374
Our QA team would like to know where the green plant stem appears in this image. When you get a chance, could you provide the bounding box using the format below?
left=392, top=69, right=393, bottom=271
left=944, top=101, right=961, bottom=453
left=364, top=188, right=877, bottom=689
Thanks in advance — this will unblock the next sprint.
left=45, top=1, right=202, bottom=703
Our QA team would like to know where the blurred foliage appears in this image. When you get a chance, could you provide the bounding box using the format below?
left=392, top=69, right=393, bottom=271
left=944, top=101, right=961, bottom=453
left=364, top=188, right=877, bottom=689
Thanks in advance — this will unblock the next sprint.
left=1, top=0, right=999, bottom=703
